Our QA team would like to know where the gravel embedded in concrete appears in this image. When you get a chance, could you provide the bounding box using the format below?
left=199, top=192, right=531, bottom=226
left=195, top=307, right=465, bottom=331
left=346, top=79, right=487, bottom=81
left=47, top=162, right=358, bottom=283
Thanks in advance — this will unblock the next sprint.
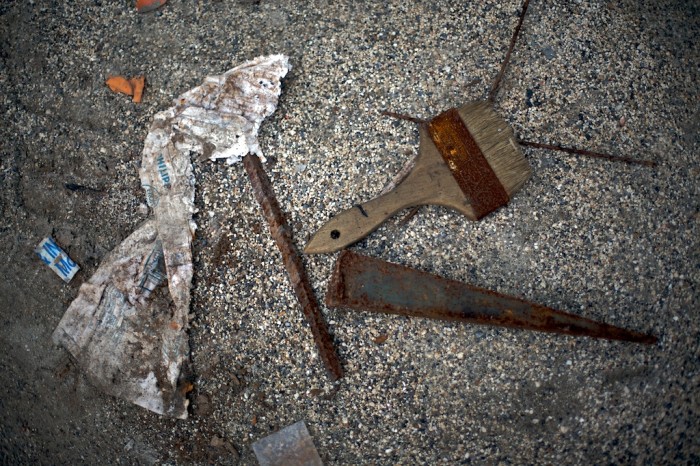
left=0, top=0, right=697, bottom=464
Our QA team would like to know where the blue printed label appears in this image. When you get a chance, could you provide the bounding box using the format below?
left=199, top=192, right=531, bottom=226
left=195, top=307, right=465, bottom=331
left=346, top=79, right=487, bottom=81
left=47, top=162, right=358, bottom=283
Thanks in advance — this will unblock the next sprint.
left=156, top=153, right=171, bottom=187
left=142, top=183, right=159, bottom=208
left=35, top=237, right=80, bottom=283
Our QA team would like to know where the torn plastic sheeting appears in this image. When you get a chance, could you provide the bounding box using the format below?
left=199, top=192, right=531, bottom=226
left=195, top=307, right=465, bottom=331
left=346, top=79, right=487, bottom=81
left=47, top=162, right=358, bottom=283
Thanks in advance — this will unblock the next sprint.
left=50, top=220, right=187, bottom=416
left=52, top=55, right=290, bottom=419
left=252, top=421, right=323, bottom=466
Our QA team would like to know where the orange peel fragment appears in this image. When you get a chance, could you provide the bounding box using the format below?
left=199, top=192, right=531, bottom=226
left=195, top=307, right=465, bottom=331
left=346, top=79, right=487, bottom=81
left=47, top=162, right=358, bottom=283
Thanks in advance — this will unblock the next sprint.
left=105, top=75, right=145, bottom=103
left=136, top=0, right=167, bottom=13
left=130, top=76, right=145, bottom=103
left=105, top=76, right=133, bottom=95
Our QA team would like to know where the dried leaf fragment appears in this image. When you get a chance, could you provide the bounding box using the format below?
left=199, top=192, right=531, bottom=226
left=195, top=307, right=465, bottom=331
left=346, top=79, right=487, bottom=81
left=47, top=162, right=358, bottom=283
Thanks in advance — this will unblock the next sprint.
left=136, top=0, right=167, bottom=13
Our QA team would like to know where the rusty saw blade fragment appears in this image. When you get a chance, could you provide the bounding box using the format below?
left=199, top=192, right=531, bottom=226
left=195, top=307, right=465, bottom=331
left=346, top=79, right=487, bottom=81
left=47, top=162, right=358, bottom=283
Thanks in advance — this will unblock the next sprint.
left=326, top=251, right=657, bottom=344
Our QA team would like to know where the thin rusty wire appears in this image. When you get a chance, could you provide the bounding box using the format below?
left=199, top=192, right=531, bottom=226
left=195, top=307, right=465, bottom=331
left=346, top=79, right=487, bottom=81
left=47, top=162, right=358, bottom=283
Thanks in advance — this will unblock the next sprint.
left=518, top=140, right=657, bottom=167
left=488, top=0, right=531, bottom=101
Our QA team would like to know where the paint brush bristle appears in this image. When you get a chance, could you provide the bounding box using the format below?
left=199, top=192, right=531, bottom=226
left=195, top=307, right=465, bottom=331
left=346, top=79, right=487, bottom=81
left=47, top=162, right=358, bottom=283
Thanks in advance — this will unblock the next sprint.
left=457, top=101, right=531, bottom=197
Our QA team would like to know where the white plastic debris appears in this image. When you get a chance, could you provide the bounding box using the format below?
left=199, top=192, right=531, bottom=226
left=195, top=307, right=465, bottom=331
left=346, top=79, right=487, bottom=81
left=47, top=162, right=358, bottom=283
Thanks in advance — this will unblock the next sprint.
left=252, top=421, right=323, bottom=466
left=52, top=55, right=290, bottom=419
left=36, top=237, right=80, bottom=283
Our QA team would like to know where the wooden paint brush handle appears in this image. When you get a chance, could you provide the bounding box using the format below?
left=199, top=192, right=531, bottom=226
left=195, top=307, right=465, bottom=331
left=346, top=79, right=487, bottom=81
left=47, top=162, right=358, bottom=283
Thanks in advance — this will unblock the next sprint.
left=305, top=122, right=482, bottom=254
left=304, top=179, right=430, bottom=254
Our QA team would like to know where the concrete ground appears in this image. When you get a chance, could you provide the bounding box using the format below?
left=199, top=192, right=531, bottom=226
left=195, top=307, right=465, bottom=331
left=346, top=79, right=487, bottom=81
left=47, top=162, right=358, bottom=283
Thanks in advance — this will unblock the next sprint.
left=1, top=0, right=698, bottom=464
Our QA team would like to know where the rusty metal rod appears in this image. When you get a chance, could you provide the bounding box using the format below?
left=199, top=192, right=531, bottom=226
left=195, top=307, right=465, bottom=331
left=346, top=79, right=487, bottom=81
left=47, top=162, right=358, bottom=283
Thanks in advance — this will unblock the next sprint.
left=488, top=0, right=531, bottom=101
left=327, top=251, right=657, bottom=344
left=518, top=140, right=657, bottom=167
left=243, top=153, right=343, bottom=380
left=380, top=110, right=428, bottom=125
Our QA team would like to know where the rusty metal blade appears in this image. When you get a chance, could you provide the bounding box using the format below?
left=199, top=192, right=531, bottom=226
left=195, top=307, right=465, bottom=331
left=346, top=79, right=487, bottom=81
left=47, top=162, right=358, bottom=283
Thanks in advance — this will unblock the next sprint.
left=326, top=251, right=657, bottom=344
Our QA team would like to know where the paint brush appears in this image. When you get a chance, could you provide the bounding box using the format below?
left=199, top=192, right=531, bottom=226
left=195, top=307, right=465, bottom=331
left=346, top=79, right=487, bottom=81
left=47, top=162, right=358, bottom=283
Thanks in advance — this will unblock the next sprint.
left=305, top=101, right=531, bottom=254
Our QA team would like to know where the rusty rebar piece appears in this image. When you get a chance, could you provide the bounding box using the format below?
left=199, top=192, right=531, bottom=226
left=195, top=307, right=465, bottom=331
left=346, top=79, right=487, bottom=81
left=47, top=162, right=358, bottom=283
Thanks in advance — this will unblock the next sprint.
left=488, top=0, right=531, bottom=101
left=242, top=153, right=344, bottom=380
left=327, top=251, right=657, bottom=345
left=518, top=140, right=657, bottom=167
